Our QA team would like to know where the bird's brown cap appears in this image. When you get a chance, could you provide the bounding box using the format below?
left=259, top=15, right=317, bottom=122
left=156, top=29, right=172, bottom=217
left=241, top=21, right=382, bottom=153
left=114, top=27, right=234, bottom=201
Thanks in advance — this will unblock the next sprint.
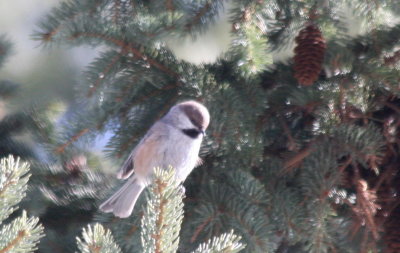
left=179, top=101, right=210, bottom=131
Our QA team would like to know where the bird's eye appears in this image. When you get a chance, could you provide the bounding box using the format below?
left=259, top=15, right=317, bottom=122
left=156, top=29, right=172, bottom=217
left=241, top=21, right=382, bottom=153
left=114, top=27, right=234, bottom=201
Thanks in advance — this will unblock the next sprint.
left=182, top=128, right=201, bottom=138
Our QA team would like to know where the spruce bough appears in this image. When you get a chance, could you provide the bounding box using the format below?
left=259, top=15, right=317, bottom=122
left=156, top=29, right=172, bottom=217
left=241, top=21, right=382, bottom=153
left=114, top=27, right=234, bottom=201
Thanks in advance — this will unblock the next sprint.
left=77, top=168, right=245, bottom=253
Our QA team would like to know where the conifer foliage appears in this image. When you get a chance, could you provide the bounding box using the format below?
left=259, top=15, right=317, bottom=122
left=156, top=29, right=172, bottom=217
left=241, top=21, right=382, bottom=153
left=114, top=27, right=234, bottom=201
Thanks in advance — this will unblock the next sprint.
left=0, top=156, right=44, bottom=253
left=76, top=168, right=245, bottom=253
left=32, top=0, right=400, bottom=252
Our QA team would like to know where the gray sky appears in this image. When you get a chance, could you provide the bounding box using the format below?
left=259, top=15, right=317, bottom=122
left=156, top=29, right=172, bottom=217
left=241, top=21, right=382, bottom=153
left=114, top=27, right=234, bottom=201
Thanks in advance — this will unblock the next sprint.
left=0, top=0, right=58, bottom=74
left=0, top=0, right=97, bottom=79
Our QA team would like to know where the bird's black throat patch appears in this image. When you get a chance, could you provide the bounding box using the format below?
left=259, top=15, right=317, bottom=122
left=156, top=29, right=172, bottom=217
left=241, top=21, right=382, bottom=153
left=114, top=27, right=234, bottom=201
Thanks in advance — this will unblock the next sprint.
left=182, top=128, right=201, bottom=139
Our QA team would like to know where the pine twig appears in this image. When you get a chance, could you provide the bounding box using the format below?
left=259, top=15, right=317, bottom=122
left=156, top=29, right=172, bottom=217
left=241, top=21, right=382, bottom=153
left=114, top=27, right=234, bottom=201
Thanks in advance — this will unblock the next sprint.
left=185, top=2, right=211, bottom=30
left=38, top=2, right=102, bottom=43
left=69, top=32, right=179, bottom=78
left=87, top=50, right=125, bottom=97
left=76, top=223, right=121, bottom=253
left=190, top=215, right=214, bottom=243
left=55, top=128, right=89, bottom=153
left=278, top=116, right=298, bottom=151
left=0, top=230, right=27, bottom=253
left=117, top=81, right=180, bottom=119
left=349, top=167, right=380, bottom=241
left=338, top=155, right=352, bottom=174
left=141, top=167, right=184, bottom=253
left=282, top=145, right=314, bottom=174
left=191, top=230, right=245, bottom=253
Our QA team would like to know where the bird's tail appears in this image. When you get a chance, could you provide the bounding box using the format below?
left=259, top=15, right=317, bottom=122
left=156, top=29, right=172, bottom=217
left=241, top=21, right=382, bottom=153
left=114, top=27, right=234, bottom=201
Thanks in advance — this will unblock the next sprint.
left=99, top=176, right=145, bottom=218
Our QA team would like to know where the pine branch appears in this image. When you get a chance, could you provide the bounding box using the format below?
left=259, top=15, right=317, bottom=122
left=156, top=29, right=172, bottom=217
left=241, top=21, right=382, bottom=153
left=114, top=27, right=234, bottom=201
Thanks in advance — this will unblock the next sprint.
left=34, top=0, right=103, bottom=43
left=191, top=230, right=245, bottom=253
left=190, top=215, right=215, bottom=243
left=0, top=156, right=30, bottom=223
left=185, top=2, right=212, bottom=31
left=140, top=167, right=247, bottom=253
left=140, top=167, right=184, bottom=253
left=118, top=82, right=180, bottom=118
left=55, top=128, right=89, bottom=154
left=76, top=223, right=122, bottom=253
left=0, top=156, right=44, bottom=253
left=86, top=168, right=248, bottom=253
left=159, top=0, right=224, bottom=36
left=230, top=18, right=271, bottom=77
left=67, top=31, right=180, bottom=78
left=87, top=50, right=126, bottom=97
left=282, top=145, right=314, bottom=173
left=229, top=0, right=274, bottom=77
left=186, top=172, right=269, bottom=252
left=0, top=211, right=44, bottom=253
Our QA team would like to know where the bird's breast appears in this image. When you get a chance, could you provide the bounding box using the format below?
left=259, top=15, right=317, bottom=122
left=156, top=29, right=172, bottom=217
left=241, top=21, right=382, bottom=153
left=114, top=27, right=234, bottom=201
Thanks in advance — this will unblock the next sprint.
left=162, top=129, right=202, bottom=181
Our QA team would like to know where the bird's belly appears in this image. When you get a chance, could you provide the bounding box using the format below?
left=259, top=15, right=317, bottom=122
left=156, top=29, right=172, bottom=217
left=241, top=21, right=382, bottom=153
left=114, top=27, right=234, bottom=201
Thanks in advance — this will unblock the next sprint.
left=161, top=137, right=202, bottom=182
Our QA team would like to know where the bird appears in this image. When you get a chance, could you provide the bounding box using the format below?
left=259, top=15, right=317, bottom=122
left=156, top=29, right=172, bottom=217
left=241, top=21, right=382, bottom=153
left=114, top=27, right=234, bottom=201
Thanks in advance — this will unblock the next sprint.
left=99, top=100, right=210, bottom=218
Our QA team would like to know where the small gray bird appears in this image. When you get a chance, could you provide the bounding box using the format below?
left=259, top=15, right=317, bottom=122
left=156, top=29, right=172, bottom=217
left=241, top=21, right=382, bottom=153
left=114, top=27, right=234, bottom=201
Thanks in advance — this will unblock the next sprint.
left=100, top=100, right=210, bottom=218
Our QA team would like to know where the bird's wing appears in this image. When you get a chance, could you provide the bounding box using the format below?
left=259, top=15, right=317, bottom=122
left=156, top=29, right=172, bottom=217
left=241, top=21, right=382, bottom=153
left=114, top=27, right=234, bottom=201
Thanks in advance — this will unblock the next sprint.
left=116, top=150, right=135, bottom=179
left=116, top=123, right=166, bottom=179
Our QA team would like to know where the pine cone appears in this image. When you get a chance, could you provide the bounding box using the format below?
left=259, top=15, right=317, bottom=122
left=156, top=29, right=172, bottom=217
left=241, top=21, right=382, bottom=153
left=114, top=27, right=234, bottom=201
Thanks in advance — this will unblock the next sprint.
left=293, top=24, right=326, bottom=86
